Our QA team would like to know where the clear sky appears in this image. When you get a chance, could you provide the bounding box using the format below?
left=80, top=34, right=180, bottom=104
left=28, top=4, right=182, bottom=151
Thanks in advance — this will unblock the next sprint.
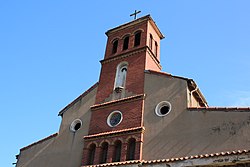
left=1, top=1, right=250, bottom=166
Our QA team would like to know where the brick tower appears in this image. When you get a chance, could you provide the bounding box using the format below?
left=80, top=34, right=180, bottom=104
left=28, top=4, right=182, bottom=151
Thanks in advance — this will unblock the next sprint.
left=82, top=15, right=164, bottom=165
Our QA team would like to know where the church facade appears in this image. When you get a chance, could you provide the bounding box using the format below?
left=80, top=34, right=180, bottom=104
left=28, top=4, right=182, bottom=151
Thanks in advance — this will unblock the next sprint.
left=16, top=15, right=250, bottom=167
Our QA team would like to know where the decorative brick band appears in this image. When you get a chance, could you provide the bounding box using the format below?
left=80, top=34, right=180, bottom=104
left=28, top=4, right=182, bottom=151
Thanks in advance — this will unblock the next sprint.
left=84, top=127, right=145, bottom=140
left=100, top=47, right=146, bottom=65
left=91, top=94, right=145, bottom=111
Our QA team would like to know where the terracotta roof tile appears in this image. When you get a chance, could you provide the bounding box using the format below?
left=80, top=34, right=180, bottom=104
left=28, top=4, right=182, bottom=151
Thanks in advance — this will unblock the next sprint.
left=188, top=107, right=250, bottom=112
left=83, top=160, right=141, bottom=167
left=82, top=149, right=250, bottom=167
left=144, top=150, right=250, bottom=164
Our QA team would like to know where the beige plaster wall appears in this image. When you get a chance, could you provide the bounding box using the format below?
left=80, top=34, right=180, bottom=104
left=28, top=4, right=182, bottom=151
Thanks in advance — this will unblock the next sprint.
left=16, top=135, right=57, bottom=167
left=143, top=73, right=188, bottom=160
left=17, top=86, right=98, bottom=167
left=142, top=73, right=250, bottom=160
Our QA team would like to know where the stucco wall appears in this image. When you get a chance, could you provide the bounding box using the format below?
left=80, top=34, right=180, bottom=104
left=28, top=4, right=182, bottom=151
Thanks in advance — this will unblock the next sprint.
left=143, top=110, right=250, bottom=160
left=142, top=73, right=250, bottom=160
left=143, top=72, right=188, bottom=160
left=17, top=135, right=57, bottom=167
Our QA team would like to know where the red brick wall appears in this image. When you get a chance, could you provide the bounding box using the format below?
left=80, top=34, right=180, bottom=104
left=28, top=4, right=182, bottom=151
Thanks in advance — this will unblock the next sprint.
left=89, top=99, right=144, bottom=135
left=96, top=17, right=162, bottom=104
left=145, top=53, right=161, bottom=71
left=83, top=17, right=164, bottom=166
left=95, top=53, right=146, bottom=104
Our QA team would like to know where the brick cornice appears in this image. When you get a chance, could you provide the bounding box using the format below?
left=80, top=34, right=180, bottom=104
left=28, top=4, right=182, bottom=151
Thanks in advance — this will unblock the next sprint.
left=100, top=47, right=146, bottom=65
left=84, top=127, right=145, bottom=140
left=91, top=94, right=145, bottom=111
left=100, top=46, right=162, bottom=70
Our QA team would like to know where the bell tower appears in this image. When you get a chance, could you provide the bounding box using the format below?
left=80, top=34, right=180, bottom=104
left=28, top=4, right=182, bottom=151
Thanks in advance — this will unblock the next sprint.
left=82, top=15, right=164, bottom=165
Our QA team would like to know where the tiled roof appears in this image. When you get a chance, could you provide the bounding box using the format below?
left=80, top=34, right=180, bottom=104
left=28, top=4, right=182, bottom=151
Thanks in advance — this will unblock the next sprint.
left=188, top=107, right=250, bottom=112
left=20, top=133, right=58, bottom=151
left=82, top=150, right=250, bottom=167
left=143, top=150, right=250, bottom=164
left=58, top=82, right=99, bottom=116
left=84, top=127, right=144, bottom=140
left=83, top=160, right=141, bottom=167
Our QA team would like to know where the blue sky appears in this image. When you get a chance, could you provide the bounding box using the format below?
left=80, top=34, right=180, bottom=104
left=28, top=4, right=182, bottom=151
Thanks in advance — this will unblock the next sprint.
left=1, top=1, right=250, bottom=166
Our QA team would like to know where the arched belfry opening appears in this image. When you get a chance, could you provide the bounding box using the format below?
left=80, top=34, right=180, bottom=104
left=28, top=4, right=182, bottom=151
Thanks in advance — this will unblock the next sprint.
left=123, top=36, right=129, bottom=50
left=87, top=143, right=96, bottom=165
left=100, top=142, right=109, bottom=164
left=113, top=140, right=122, bottom=162
left=126, top=138, right=136, bottom=161
left=112, top=39, right=118, bottom=54
left=134, top=31, right=141, bottom=47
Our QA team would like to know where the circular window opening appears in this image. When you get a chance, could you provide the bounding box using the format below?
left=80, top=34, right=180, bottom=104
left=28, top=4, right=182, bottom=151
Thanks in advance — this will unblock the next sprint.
left=155, top=101, right=171, bottom=117
left=107, top=111, right=123, bottom=127
left=74, top=122, right=81, bottom=131
left=70, top=119, right=82, bottom=132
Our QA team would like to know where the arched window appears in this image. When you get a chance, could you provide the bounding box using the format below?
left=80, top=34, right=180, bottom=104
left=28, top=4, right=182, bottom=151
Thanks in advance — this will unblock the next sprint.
left=113, top=140, right=122, bottom=162
left=154, top=41, right=158, bottom=57
left=123, top=36, right=129, bottom=50
left=88, top=143, right=96, bottom=165
left=134, top=31, right=141, bottom=47
left=126, top=138, right=136, bottom=161
left=149, top=34, right=153, bottom=50
left=114, top=62, right=128, bottom=89
left=100, top=142, right=109, bottom=164
left=112, top=39, right=118, bottom=54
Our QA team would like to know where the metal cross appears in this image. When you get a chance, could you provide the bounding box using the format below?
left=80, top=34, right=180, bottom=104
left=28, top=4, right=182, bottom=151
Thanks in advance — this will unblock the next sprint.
left=130, top=10, right=141, bottom=20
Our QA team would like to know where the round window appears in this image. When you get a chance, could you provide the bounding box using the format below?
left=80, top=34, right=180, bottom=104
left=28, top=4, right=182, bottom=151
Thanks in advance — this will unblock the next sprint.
left=155, top=101, right=172, bottom=117
left=70, top=119, right=82, bottom=132
left=107, top=111, right=123, bottom=127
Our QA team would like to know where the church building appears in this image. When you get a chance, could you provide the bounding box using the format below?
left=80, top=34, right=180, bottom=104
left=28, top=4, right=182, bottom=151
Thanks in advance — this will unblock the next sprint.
left=16, top=15, right=250, bottom=167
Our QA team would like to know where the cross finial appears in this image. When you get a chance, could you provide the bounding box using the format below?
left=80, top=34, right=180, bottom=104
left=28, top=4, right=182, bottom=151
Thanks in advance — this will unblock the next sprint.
left=130, top=10, right=141, bottom=20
